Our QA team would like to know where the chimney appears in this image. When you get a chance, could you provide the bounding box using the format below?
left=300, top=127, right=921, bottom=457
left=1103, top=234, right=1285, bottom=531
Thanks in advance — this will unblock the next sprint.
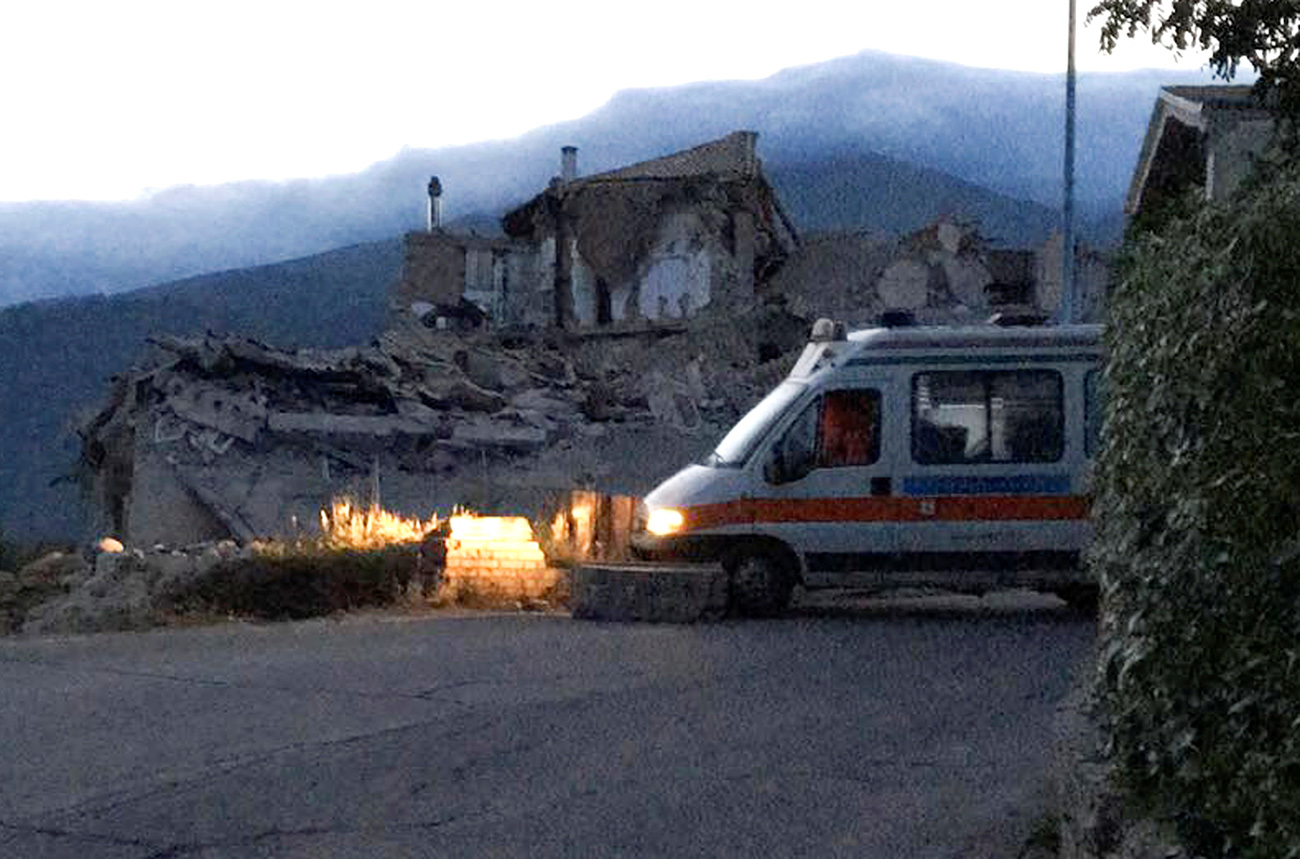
left=427, top=176, right=442, bottom=231
left=561, top=146, right=578, bottom=183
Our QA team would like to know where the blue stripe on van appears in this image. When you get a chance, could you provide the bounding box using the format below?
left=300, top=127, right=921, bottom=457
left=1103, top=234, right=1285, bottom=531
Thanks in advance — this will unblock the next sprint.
left=901, top=474, right=1073, bottom=496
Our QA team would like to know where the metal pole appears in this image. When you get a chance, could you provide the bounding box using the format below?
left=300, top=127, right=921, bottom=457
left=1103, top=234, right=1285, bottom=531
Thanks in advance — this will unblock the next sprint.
left=1062, top=0, right=1077, bottom=323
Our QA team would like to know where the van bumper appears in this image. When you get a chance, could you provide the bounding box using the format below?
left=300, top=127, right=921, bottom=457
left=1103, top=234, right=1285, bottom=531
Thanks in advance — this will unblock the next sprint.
left=630, top=530, right=731, bottom=564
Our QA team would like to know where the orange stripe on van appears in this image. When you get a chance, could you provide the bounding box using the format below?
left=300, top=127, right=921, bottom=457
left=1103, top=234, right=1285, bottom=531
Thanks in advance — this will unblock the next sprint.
left=684, top=495, right=1090, bottom=531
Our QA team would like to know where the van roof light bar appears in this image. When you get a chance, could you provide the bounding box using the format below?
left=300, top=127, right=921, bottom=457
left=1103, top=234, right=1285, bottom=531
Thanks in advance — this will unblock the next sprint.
left=810, top=318, right=847, bottom=342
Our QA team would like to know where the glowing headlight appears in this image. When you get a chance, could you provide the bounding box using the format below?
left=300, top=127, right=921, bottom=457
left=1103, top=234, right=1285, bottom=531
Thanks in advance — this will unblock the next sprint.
left=645, top=507, right=686, bottom=536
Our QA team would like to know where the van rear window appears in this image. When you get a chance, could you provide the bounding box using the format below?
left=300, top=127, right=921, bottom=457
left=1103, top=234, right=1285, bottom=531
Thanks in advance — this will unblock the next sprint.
left=912, top=370, right=1063, bottom=464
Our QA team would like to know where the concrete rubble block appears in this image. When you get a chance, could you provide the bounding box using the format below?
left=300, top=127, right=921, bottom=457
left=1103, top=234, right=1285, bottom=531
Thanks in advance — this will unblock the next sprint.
left=94, top=548, right=139, bottom=582
left=267, top=411, right=440, bottom=437
left=940, top=256, right=993, bottom=309
left=509, top=388, right=582, bottom=420
left=19, top=552, right=90, bottom=592
left=510, top=409, right=558, bottom=433
left=453, top=348, right=512, bottom=392
left=86, top=550, right=147, bottom=597
left=22, top=588, right=155, bottom=636
left=143, top=550, right=199, bottom=596
left=448, top=419, right=549, bottom=453
left=160, top=378, right=267, bottom=443
left=150, top=333, right=227, bottom=373
left=878, top=259, right=930, bottom=310
left=531, top=352, right=577, bottom=386
left=644, top=371, right=701, bottom=430
left=418, top=378, right=507, bottom=413
left=394, top=400, right=445, bottom=428
left=570, top=563, right=728, bottom=622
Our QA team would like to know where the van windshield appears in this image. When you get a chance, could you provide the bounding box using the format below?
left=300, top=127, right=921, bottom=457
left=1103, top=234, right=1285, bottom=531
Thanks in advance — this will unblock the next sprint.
left=703, top=381, right=807, bottom=467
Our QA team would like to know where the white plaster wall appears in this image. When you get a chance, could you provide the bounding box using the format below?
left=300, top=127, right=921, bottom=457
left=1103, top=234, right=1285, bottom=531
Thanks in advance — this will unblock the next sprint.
left=635, top=212, right=713, bottom=321
left=638, top=253, right=711, bottom=320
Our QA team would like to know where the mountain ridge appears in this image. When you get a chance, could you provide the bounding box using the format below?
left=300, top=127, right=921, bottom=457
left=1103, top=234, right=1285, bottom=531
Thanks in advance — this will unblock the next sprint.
left=0, top=49, right=1215, bottom=307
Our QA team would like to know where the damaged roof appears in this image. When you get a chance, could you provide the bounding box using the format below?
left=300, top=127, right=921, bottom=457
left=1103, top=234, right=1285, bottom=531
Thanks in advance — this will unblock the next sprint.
left=501, top=131, right=798, bottom=245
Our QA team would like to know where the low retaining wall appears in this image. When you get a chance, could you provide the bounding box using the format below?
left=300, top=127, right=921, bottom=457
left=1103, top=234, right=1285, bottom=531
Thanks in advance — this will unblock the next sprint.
left=570, top=563, right=728, bottom=622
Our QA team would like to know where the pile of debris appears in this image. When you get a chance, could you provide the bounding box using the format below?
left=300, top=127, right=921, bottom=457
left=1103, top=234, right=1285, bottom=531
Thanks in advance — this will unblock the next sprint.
left=1, top=541, right=252, bottom=635
left=75, top=303, right=807, bottom=550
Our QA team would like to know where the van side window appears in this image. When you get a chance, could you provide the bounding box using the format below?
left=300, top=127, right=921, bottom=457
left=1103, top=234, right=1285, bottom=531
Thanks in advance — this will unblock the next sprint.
left=818, top=389, right=881, bottom=467
left=772, top=389, right=882, bottom=479
left=912, top=371, right=1063, bottom=464
left=773, top=399, right=820, bottom=477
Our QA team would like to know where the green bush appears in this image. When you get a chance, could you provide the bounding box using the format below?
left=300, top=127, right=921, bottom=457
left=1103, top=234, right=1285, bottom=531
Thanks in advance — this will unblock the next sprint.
left=1094, top=161, right=1300, bottom=857
left=174, top=543, right=422, bottom=620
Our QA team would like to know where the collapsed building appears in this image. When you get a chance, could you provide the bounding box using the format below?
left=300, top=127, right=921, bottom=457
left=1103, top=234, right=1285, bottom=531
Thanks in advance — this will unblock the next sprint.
left=76, top=312, right=804, bottom=548
left=77, top=131, right=1109, bottom=549
left=391, top=131, right=800, bottom=331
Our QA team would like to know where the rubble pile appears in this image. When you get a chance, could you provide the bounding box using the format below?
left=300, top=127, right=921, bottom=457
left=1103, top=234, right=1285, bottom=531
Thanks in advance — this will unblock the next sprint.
left=2, top=542, right=252, bottom=635
left=75, top=305, right=803, bottom=552
left=35, top=215, right=1105, bottom=635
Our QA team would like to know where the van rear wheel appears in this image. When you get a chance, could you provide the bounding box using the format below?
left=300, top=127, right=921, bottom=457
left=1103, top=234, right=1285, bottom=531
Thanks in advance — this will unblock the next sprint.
left=726, top=548, right=795, bottom=617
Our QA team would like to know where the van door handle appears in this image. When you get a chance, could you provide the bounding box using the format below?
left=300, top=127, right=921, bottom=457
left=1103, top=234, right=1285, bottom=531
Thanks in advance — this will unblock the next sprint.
left=870, top=476, right=891, bottom=496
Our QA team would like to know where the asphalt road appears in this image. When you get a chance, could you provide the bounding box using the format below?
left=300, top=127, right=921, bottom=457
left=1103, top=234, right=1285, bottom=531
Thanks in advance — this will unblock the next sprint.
left=0, top=593, right=1094, bottom=858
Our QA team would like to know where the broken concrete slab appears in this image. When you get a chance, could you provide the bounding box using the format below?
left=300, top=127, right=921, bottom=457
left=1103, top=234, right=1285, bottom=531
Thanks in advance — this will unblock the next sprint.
left=416, top=377, right=507, bottom=413
left=158, top=376, right=267, bottom=443
left=267, top=411, right=440, bottom=437
left=448, top=420, right=549, bottom=452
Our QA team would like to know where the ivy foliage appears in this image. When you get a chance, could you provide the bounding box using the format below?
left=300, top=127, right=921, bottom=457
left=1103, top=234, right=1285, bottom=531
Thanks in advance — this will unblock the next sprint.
left=1095, top=159, right=1300, bottom=858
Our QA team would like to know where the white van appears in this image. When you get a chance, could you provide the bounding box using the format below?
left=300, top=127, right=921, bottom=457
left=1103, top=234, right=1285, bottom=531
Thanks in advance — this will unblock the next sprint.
left=631, top=319, right=1104, bottom=613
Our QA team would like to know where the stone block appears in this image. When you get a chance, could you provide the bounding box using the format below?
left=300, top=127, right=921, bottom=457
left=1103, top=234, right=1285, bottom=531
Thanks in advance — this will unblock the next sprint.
left=570, top=563, right=727, bottom=622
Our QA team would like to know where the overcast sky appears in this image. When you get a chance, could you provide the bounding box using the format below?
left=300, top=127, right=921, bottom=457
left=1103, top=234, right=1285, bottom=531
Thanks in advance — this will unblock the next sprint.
left=2, top=0, right=1212, bottom=203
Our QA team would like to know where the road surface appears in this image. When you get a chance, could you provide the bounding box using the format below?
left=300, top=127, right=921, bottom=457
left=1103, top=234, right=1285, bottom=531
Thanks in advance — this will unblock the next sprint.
left=0, top=592, right=1093, bottom=857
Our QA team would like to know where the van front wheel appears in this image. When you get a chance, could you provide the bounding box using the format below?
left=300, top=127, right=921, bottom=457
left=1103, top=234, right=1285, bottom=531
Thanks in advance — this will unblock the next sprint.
left=726, top=548, right=795, bottom=617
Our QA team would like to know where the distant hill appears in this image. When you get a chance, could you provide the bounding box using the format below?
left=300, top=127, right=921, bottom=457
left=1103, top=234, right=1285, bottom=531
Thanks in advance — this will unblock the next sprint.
left=0, top=240, right=402, bottom=542
left=0, top=50, right=1215, bottom=307
left=766, top=151, right=1061, bottom=245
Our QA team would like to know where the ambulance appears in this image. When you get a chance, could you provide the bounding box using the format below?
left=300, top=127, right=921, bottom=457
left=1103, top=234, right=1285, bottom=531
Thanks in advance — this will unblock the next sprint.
left=631, top=318, right=1104, bottom=613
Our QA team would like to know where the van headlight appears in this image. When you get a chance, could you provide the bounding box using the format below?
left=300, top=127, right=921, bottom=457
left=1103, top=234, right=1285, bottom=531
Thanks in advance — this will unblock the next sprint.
left=645, top=507, right=686, bottom=537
